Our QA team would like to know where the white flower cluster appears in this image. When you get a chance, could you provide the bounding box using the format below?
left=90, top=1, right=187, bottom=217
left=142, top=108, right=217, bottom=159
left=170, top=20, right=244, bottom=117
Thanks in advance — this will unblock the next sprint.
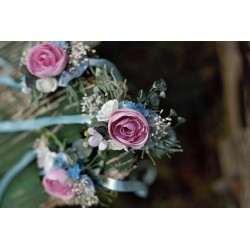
left=81, top=93, right=103, bottom=115
left=69, top=41, right=90, bottom=68
left=35, top=136, right=55, bottom=172
left=96, top=99, right=118, bottom=122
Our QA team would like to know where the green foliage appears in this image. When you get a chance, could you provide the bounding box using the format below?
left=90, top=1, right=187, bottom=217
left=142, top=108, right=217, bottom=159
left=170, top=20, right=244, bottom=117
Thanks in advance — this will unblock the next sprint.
left=66, top=85, right=80, bottom=112
left=21, top=65, right=38, bottom=89
left=137, top=79, right=167, bottom=111
left=152, top=79, right=167, bottom=92
left=95, top=67, right=127, bottom=102
left=103, top=150, right=135, bottom=172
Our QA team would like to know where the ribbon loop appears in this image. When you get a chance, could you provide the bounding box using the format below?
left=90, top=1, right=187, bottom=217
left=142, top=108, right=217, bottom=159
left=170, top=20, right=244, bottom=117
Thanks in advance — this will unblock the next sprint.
left=97, top=161, right=157, bottom=198
left=98, top=176, right=148, bottom=194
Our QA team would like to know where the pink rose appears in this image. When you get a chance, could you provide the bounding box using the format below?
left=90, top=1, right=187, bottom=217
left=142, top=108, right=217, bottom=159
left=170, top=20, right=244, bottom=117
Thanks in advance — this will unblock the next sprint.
left=27, top=43, right=68, bottom=78
left=108, top=108, right=149, bottom=149
left=43, top=169, right=75, bottom=201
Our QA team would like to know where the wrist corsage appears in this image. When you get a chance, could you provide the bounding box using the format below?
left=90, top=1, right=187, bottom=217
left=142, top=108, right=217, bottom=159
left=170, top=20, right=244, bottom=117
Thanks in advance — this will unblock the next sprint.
left=82, top=68, right=184, bottom=164
left=33, top=68, right=184, bottom=207
left=19, top=41, right=121, bottom=106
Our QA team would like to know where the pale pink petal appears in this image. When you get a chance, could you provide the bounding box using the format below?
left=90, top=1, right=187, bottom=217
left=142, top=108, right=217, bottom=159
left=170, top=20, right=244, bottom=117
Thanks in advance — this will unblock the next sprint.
left=88, top=132, right=102, bottom=147
left=99, top=140, right=108, bottom=151
left=87, top=127, right=95, bottom=135
left=88, top=136, right=100, bottom=147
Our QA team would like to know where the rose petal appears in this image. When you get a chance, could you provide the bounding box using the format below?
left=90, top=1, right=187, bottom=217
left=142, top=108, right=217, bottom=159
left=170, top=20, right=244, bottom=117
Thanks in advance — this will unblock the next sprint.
left=27, top=43, right=68, bottom=78
left=42, top=169, right=75, bottom=201
left=108, top=108, right=149, bottom=149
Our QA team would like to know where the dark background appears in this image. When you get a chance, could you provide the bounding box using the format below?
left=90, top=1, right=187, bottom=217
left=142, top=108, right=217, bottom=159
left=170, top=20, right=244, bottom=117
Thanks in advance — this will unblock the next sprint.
left=97, top=42, right=224, bottom=207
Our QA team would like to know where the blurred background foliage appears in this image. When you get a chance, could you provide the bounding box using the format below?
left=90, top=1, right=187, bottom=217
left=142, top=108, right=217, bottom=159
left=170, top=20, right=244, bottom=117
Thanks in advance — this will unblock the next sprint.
left=0, top=42, right=226, bottom=207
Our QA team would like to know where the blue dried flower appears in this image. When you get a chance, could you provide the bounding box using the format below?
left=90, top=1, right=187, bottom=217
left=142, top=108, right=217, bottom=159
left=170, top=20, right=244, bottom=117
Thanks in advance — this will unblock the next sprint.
left=147, top=112, right=159, bottom=125
left=135, top=103, right=149, bottom=117
left=119, top=101, right=149, bottom=117
left=52, top=153, right=68, bottom=170
left=119, top=101, right=136, bottom=109
left=51, top=41, right=67, bottom=48
left=67, top=163, right=81, bottom=180
left=58, top=57, right=89, bottom=87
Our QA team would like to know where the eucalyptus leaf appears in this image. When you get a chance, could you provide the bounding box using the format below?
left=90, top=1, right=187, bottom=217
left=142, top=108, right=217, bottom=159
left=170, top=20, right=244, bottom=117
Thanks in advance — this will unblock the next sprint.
left=72, top=139, right=93, bottom=159
left=149, top=92, right=160, bottom=107
left=177, top=116, right=186, bottom=126
left=66, top=148, right=78, bottom=163
left=91, top=117, right=107, bottom=128
left=21, top=65, right=38, bottom=81
left=25, top=76, right=37, bottom=89
left=152, top=79, right=167, bottom=91
left=177, top=116, right=186, bottom=123
left=21, top=65, right=38, bottom=89
left=159, top=91, right=166, bottom=98
left=170, top=108, right=177, bottom=117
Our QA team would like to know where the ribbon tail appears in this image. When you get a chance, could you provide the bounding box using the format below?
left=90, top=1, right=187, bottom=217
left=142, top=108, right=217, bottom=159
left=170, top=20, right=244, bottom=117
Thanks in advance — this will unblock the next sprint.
left=0, top=150, right=36, bottom=206
left=0, top=58, right=16, bottom=73
left=0, top=74, right=23, bottom=89
left=0, top=114, right=90, bottom=133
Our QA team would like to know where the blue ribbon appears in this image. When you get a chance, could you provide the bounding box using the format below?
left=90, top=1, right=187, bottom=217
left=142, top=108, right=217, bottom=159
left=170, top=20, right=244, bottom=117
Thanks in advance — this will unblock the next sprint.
left=0, top=57, right=22, bottom=89
left=98, top=176, right=148, bottom=194
left=0, top=150, right=36, bottom=206
left=0, top=114, right=90, bottom=133
left=0, top=58, right=16, bottom=73
left=129, top=161, right=157, bottom=198
left=97, top=161, right=157, bottom=198
left=0, top=75, right=23, bottom=89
